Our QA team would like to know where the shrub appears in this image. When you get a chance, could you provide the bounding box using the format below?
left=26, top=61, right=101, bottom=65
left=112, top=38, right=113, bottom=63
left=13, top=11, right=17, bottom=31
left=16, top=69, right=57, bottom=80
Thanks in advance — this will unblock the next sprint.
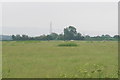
left=58, top=42, right=78, bottom=47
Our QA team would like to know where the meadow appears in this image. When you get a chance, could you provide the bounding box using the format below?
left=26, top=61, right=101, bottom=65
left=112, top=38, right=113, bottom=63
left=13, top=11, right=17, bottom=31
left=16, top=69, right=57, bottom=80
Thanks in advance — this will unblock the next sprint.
left=2, top=41, right=118, bottom=78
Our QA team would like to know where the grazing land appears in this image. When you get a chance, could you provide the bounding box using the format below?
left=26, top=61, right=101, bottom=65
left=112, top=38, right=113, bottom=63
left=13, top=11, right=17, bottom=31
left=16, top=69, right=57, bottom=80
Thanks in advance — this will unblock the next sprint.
left=2, top=41, right=118, bottom=78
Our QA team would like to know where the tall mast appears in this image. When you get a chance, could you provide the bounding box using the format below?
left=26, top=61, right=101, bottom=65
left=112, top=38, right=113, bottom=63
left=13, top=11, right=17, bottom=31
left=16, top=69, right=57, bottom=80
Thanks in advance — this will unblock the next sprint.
left=50, top=21, right=52, bottom=34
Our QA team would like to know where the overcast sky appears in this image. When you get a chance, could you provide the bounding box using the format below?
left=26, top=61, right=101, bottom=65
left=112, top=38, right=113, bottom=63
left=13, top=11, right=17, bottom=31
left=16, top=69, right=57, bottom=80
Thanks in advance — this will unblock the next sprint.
left=2, top=2, right=118, bottom=37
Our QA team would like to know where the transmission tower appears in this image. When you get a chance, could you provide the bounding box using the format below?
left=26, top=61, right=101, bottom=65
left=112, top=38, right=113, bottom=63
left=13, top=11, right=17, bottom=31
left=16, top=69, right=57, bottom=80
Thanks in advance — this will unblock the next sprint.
left=50, top=21, right=52, bottom=34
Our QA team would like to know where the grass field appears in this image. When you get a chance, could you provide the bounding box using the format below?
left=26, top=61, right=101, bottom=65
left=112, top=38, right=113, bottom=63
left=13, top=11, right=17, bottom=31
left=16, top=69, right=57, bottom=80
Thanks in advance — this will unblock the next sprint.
left=2, top=41, right=118, bottom=78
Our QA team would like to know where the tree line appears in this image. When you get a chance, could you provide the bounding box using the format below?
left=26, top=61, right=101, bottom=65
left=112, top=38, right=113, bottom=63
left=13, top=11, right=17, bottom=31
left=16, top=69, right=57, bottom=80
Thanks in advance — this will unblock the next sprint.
left=12, top=26, right=120, bottom=41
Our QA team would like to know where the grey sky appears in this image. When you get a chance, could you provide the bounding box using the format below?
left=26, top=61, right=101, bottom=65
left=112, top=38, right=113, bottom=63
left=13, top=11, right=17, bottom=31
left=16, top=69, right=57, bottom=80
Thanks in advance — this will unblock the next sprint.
left=2, top=2, right=118, bottom=37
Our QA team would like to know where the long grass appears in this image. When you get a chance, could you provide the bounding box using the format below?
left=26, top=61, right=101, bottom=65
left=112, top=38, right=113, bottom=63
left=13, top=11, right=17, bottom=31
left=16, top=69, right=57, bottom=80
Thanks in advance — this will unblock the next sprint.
left=2, top=41, right=118, bottom=78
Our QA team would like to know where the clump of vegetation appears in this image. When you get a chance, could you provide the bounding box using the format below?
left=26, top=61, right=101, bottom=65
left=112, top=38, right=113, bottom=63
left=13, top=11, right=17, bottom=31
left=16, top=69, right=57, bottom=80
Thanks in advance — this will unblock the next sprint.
left=59, top=63, right=118, bottom=78
left=58, top=42, right=78, bottom=47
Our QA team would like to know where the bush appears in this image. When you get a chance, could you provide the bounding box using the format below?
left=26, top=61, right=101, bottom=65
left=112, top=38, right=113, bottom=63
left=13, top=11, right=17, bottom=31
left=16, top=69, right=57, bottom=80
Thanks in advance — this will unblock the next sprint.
left=58, top=42, right=78, bottom=47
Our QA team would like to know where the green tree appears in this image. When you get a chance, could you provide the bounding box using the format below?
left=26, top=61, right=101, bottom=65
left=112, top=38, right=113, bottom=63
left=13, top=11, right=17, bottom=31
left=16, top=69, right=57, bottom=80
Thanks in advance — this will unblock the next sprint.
left=21, top=35, right=29, bottom=40
left=50, top=33, right=58, bottom=40
left=114, top=35, right=120, bottom=41
left=46, top=35, right=53, bottom=41
left=75, top=33, right=84, bottom=40
left=57, top=34, right=64, bottom=40
left=64, top=26, right=77, bottom=40
left=12, top=35, right=16, bottom=40
left=84, top=35, right=91, bottom=40
left=16, top=34, right=21, bottom=40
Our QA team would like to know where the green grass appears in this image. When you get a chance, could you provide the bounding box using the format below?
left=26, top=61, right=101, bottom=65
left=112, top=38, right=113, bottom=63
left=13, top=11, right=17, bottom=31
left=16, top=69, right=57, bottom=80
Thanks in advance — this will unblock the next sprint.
left=2, top=41, right=118, bottom=78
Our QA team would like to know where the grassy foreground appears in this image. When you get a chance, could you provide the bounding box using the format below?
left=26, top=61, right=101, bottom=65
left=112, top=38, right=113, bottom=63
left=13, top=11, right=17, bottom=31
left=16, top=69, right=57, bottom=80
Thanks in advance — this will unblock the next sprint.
left=2, top=41, right=118, bottom=78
